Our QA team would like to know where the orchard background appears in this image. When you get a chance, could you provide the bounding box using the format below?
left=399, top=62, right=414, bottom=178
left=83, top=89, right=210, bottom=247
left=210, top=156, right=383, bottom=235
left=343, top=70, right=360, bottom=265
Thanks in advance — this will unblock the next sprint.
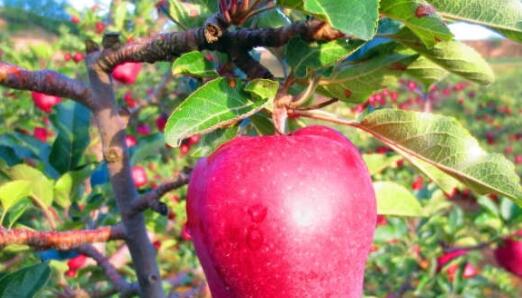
left=0, top=0, right=521, bottom=297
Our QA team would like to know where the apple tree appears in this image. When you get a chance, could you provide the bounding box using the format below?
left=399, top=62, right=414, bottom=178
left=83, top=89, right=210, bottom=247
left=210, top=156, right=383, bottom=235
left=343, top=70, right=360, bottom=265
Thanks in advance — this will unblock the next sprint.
left=0, top=0, right=521, bottom=297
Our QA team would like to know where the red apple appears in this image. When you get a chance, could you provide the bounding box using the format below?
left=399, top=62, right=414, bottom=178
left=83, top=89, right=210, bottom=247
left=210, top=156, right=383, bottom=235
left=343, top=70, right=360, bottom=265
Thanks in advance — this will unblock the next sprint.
left=70, top=15, right=80, bottom=24
left=31, top=92, right=61, bottom=113
left=33, top=127, right=48, bottom=142
left=462, top=263, right=479, bottom=278
left=155, top=114, right=168, bottom=132
left=95, top=21, right=105, bottom=34
left=64, top=52, right=72, bottom=62
left=73, top=52, right=84, bottom=63
left=376, top=215, right=387, bottom=226
left=65, top=254, right=87, bottom=277
left=486, top=131, right=495, bottom=145
left=437, top=249, right=468, bottom=271
left=515, top=155, right=522, bottom=165
left=187, top=125, right=376, bottom=297
left=132, top=166, right=148, bottom=188
left=123, top=91, right=138, bottom=108
left=446, top=262, right=478, bottom=281
left=125, top=135, right=137, bottom=147
left=495, top=232, right=522, bottom=276
left=411, top=176, right=424, bottom=191
left=136, top=123, right=151, bottom=136
left=179, top=143, right=190, bottom=156
left=112, top=62, right=142, bottom=85
left=181, top=223, right=192, bottom=241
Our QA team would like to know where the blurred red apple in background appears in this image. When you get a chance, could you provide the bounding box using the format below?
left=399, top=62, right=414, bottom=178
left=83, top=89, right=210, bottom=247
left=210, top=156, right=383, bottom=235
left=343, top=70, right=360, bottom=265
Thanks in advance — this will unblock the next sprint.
left=31, top=92, right=61, bottom=113
left=495, top=231, right=522, bottom=277
left=132, top=166, right=148, bottom=188
left=33, top=127, right=48, bottom=142
left=112, top=62, right=142, bottom=84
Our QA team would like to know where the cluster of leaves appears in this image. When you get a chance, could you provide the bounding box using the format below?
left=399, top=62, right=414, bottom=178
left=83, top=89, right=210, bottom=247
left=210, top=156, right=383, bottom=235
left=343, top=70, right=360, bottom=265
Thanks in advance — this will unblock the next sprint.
left=0, top=0, right=521, bottom=297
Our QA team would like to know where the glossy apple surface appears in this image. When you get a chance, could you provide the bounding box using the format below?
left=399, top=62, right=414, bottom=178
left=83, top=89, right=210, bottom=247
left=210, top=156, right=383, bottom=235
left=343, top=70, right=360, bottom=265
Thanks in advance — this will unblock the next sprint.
left=187, top=125, right=376, bottom=298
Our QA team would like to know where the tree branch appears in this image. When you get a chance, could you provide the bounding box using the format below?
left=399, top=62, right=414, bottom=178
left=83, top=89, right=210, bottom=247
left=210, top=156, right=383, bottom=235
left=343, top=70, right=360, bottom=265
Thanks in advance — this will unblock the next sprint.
left=0, top=225, right=125, bottom=250
left=77, top=244, right=139, bottom=297
left=95, top=19, right=343, bottom=78
left=0, top=62, right=95, bottom=109
left=86, top=42, right=164, bottom=297
left=129, top=170, right=191, bottom=216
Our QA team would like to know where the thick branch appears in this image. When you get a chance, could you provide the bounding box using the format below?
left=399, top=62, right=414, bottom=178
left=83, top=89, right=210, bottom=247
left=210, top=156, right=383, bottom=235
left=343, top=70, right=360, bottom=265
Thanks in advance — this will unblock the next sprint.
left=0, top=62, right=95, bottom=109
left=95, top=19, right=342, bottom=74
left=86, top=50, right=164, bottom=297
left=77, top=244, right=139, bottom=297
left=130, top=171, right=190, bottom=216
left=0, top=225, right=125, bottom=250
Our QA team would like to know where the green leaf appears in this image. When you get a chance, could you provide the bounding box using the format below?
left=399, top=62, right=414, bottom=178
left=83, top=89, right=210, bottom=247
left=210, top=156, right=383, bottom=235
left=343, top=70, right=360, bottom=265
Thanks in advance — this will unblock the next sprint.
left=277, top=0, right=304, bottom=9
left=130, top=134, right=165, bottom=164
left=357, top=109, right=522, bottom=203
left=363, top=153, right=401, bottom=176
left=318, top=53, right=417, bottom=103
left=5, top=198, right=31, bottom=229
left=111, top=1, right=128, bottom=30
left=397, top=150, right=462, bottom=194
left=405, top=55, right=449, bottom=91
left=190, top=127, right=239, bottom=158
left=375, top=181, right=424, bottom=216
left=8, top=165, right=54, bottom=207
left=54, top=164, right=96, bottom=208
left=427, top=0, right=522, bottom=42
left=393, top=28, right=495, bottom=85
left=286, top=38, right=363, bottom=78
left=0, top=262, right=50, bottom=298
left=172, top=51, right=218, bottom=78
left=0, top=181, right=31, bottom=220
left=165, top=78, right=278, bottom=147
left=248, top=8, right=291, bottom=28
left=303, top=0, right=379, bottom=40
left=49, top=102, right=91, bottom=174
left=380, top=0, right=453, bottom=48
left=0, top=146, right=22, bottom=166
left=250, top=111, right=276, bottom=135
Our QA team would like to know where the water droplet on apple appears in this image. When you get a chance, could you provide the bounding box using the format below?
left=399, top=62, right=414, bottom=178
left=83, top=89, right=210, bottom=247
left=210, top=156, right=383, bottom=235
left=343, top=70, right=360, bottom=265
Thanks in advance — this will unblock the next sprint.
left=246, top=226, right=264, bottom=250
left=247, top=204, right=267, bottom=223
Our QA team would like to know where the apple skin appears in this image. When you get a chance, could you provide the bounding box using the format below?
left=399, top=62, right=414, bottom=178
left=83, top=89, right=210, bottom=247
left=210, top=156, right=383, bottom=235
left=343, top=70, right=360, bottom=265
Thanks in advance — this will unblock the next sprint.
left=112, top=62, right=142, bottom=84
left=31, top=92, right=61, bottom=113
left=187, top=125, right=376, bottom=298
left=494, top=232, right=522, bottom=277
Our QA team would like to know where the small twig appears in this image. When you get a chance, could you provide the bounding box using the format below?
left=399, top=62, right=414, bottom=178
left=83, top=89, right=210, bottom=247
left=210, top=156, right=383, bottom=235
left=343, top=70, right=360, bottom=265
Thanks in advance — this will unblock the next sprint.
left=288, top=77, right=319, bottom=108
left=0, top=224, right=125, bottom=250
left=289, top=109, right=358, bottom=126
left=444, top=239, right=497, bottom=253
left=77, top=244, right=139, bottom=297
left=295, top=98, right=339, bottom=111
left=129, top=170, right=191, bottom=216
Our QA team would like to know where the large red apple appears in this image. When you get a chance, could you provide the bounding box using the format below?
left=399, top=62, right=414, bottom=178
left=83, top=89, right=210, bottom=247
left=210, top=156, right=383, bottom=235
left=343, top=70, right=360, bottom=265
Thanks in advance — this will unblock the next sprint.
left=187, top=125, right=376, bottom=297
left=112, top=62, right=142, bottom=84
left=495, top=231, right=522, bottom=277
left=31, top=92, right=61, bottom=113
